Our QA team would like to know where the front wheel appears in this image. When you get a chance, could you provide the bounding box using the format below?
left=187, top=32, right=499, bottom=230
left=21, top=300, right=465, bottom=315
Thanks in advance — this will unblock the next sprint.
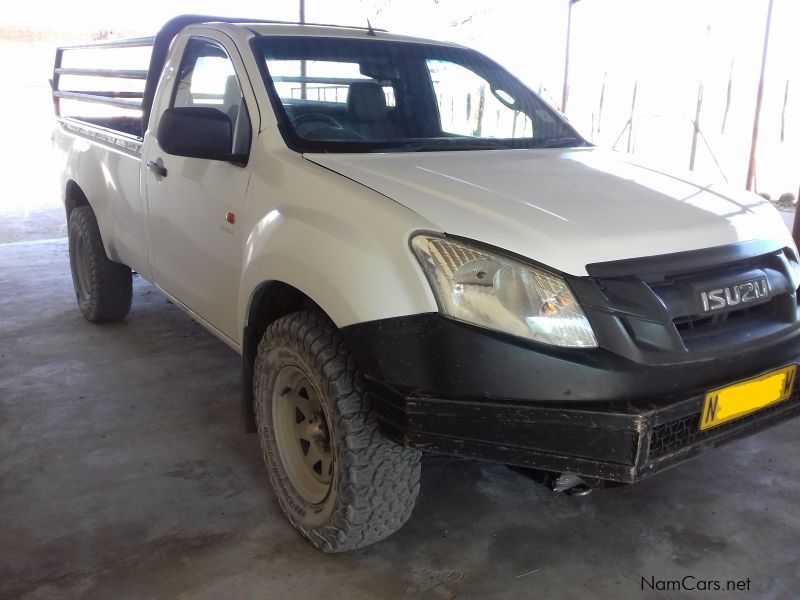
left=253, top=310, right=422, bottom=552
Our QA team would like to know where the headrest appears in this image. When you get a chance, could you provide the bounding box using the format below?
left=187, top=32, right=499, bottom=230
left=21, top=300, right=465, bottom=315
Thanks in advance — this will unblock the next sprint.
left=347, top=81, right=388, bottom=123
left=223, top=75, right=240, bottom=104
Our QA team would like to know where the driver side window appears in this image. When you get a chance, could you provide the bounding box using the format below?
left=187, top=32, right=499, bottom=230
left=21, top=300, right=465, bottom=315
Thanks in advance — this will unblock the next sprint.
left=173, top=38, right=251, bottom=155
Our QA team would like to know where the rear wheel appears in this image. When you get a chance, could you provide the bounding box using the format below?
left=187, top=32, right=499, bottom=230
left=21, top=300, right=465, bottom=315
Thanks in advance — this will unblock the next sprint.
left=253, top=310, right=422, bottom=552
left=68, top=206, right=132, bottom=322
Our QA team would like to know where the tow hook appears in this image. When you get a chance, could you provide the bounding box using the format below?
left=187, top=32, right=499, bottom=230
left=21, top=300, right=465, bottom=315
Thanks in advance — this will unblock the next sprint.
left=508, top=467, right=593, bottom=496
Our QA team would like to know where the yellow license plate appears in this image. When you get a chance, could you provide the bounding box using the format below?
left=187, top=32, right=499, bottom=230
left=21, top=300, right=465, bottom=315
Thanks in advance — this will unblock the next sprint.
left=700, top=365, right=797, bottom=431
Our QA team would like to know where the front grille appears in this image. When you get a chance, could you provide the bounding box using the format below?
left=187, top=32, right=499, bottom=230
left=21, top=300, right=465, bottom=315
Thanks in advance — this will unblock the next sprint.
left=649, top=260, right=797, bottom=351
left=673, top=298, right=777, bottom=337
left=581, top=244, right=799, bottom=362
left=648, top=393, right=800, bottom=459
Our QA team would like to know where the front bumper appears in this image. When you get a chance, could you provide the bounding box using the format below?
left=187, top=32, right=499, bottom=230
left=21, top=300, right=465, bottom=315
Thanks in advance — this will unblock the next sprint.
left=342, top=314, right=800, bottom=483
left=371, top=383, right=800, bottom=483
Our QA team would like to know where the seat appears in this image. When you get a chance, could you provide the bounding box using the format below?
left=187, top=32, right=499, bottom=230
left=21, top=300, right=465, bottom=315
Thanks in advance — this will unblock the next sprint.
left=346, top=81, right=399, bottom=139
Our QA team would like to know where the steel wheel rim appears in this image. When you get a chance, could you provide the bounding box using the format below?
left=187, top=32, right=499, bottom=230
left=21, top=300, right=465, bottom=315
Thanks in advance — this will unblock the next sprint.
left=272, top=365, right=333, bottom=504
left=73, top=236, right=91, bottom=302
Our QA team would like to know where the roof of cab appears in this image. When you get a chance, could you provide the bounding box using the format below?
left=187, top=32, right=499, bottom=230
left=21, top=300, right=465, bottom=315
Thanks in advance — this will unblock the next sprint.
left=211, top=21, right=462, bottom=48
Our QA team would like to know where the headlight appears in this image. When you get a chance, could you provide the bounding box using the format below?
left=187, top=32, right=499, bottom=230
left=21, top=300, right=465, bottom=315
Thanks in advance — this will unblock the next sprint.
left=411, top=234, right=597, bottom=348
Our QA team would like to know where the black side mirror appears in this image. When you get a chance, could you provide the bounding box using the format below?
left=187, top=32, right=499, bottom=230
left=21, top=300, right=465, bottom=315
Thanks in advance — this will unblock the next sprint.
left=157, top=107, right=242, bottom=162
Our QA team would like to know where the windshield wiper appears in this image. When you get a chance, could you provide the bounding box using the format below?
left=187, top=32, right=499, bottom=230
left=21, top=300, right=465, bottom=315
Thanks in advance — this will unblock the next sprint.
left=393, top=138, right=507, bottom=152
left=366, top=136, right=584, bottom=153
left=537, top=136, right=586, bottom=148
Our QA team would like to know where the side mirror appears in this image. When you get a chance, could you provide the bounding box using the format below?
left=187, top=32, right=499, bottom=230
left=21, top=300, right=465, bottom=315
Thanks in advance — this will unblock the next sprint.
left=157, top=107, right=241, bottom=162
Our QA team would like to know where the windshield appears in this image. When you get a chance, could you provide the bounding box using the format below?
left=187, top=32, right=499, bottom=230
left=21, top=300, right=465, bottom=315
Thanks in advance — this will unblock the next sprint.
left=253, top=36, right=584, bottom=153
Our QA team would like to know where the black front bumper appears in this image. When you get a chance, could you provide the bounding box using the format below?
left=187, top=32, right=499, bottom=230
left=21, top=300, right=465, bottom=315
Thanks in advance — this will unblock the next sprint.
left=342, top=314, right=800, bottom=483
left=371, top=382, right=800, bottom=483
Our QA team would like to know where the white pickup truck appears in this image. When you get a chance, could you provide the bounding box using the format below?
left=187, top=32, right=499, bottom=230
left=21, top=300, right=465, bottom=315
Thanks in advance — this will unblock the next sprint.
left=53, top=15, right=800, bottom=552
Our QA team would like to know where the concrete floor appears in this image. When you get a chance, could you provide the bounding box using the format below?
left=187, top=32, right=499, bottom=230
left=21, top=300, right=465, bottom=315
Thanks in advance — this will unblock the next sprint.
left=2, top=239, right=800, bottom=599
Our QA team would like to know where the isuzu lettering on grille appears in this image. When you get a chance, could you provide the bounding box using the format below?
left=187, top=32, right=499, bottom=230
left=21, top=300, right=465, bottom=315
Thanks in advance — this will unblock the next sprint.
left=700, top=277, right=769, bottom=313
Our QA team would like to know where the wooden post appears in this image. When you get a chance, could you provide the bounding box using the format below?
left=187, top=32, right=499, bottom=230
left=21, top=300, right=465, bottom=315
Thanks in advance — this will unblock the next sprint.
left=689, top=83, right=703, bottom=171
left=721, top=60, right=733, bottom=134
left=562, top=0, right=580, bottom=113
left=597, top=71, right=607, bottom=136
left=781, top=79, right=789, bottom=142
left=299, top=0, right=307, bottom=100
left=627, top=81, right=637, bottom=154
left=476, top=86, right=485, bottom=136
left=745, top=0, right=774, bottom=191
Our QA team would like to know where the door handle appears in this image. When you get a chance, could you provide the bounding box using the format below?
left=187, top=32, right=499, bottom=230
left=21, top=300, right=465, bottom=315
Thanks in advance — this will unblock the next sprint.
left=146, top=160, right=167, bottom=178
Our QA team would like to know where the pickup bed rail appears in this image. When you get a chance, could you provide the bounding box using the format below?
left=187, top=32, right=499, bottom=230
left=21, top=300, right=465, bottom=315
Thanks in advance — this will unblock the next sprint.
left=52, top=36, right=153, bottom=121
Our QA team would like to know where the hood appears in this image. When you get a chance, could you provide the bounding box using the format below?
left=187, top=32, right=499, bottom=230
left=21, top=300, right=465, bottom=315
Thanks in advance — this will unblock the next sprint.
left=305, top=147, right=793, bottom=276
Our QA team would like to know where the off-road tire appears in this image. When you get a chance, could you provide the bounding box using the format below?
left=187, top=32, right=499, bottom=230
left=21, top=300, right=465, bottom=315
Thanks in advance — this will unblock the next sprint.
left=253, top=310, right=422, bottom=552
left=68, top=206, right=132, bottom=322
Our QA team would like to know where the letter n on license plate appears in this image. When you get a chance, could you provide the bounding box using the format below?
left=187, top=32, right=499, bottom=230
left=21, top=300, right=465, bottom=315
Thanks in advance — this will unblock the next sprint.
left=700, top=365, right=797, bottom=431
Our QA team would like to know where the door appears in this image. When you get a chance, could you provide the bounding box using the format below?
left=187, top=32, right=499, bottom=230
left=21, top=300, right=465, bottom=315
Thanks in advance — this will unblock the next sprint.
left=142, top=36, right=253, bottom=342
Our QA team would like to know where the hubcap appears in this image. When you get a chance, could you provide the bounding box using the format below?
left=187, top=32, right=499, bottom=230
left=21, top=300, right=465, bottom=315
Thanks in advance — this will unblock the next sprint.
left=73, top=237, right=91, bottom=302
left=272, top=366, right=333, bottom=504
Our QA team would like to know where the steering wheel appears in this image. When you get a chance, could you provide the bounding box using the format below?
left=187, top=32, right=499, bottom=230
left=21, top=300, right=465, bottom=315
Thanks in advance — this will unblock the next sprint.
left=291, top=113, right=344, bottom=134
left=291, top=113, right=366, bottom=140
